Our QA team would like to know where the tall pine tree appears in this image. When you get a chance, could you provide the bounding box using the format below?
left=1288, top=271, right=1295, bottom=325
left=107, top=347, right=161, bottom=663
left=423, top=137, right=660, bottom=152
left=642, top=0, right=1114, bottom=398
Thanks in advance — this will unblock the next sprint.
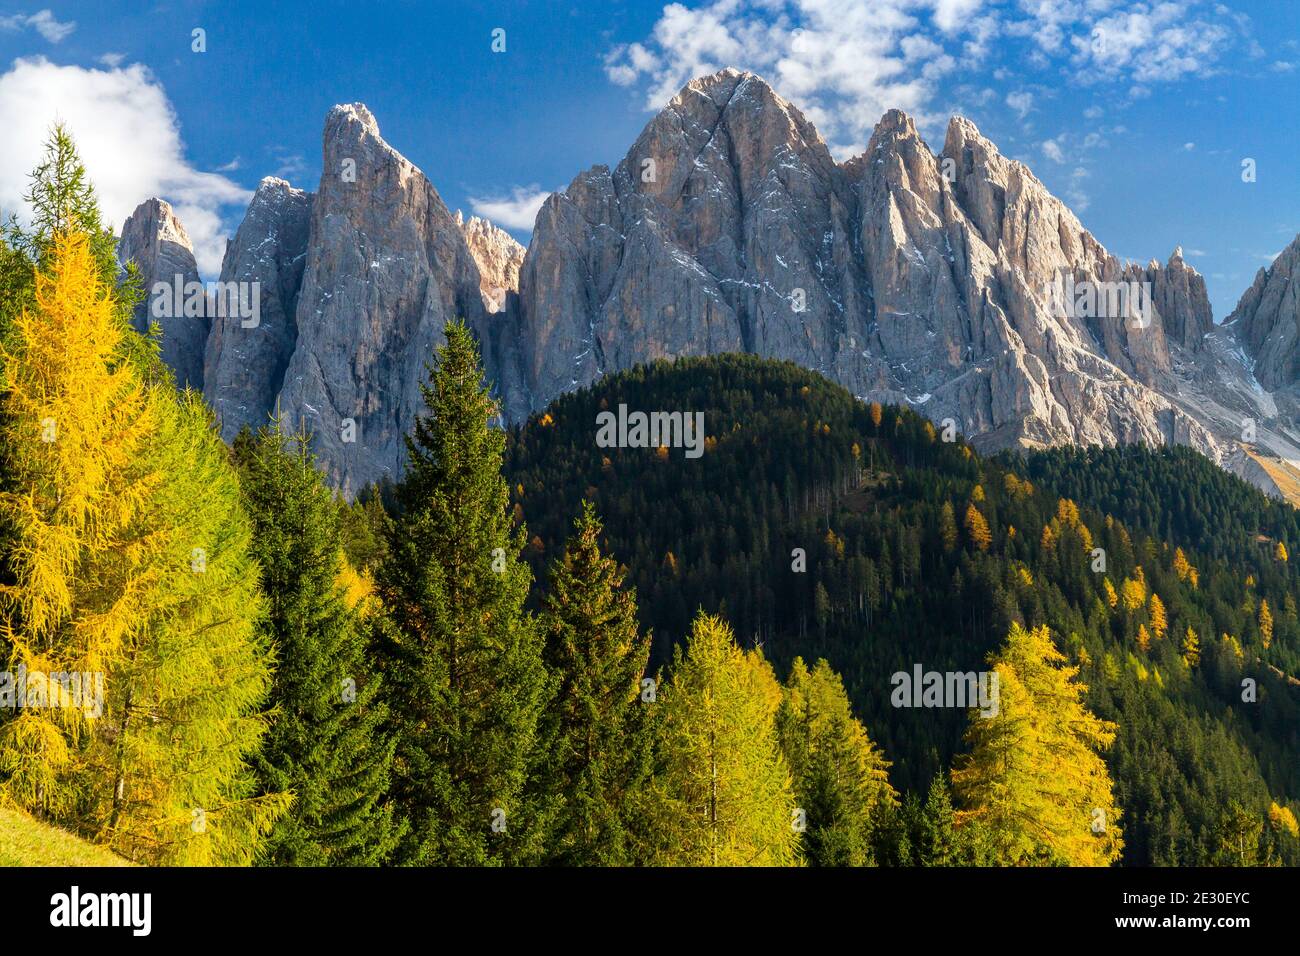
left=235, top=425, right=403, bottom=865
left=535, top=501, right=653, bottom=865
left=375, top=319, right=546, bottom=865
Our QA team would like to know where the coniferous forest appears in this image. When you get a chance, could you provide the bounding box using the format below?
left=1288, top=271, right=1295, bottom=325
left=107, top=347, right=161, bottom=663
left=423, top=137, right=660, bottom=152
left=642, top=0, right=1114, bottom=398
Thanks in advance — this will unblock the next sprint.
left=1, top=129, right=1297, bottom=873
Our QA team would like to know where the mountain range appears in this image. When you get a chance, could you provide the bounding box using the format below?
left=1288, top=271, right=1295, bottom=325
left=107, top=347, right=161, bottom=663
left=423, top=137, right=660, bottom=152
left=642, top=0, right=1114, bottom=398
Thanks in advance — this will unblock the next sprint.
left=116, top=68, right=1300, bottom=501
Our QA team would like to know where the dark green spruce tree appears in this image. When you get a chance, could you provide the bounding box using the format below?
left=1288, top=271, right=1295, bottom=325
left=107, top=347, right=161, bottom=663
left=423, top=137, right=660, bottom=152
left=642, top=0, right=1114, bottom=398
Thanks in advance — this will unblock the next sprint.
left=535, top=501, right=653, bottom=865
left=236, top=425, right=403, bottom=865
left=375, top=319, right=547, bottom=865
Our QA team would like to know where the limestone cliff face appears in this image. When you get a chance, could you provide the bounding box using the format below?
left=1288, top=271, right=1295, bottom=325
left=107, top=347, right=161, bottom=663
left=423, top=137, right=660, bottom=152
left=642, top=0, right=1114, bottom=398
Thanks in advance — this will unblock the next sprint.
left=274, top=103, right=490, bottom=495
left=515, top=71, right=1221, bottom=464
left=204, top=177, right=313, bottom=440
left=118, top=71, right=1300, bottom=499
left=117, top=198, right=207, bottom=390
left=517, top=69, right=877, bottom=417
left=1228, top=234, right=1300, bottom=391
left=458, top=211, right=524, bottom=314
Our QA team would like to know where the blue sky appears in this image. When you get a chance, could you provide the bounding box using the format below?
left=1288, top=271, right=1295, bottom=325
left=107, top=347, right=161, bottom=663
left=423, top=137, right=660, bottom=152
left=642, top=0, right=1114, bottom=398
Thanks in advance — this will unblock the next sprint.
left=1, top=0, right=1297, bottom=320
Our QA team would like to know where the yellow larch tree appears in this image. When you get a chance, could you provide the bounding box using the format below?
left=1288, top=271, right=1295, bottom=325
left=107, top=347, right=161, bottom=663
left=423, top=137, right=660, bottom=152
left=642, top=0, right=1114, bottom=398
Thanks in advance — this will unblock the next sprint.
left=953, top=623, right=1123, bottom=866
left=1259, top=599, right=1273, bottom=650
left=1148, top=593, right=1168, bottom=640
left=0, top=231, right=159, bottom=814
left=964, top=503, right=992, bottom=552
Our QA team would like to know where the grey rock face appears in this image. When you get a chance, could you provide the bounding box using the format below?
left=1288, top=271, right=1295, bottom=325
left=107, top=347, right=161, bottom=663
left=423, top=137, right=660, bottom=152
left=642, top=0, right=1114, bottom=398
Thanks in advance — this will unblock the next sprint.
left=1227, top=234, right=1300, bottom=391
left=204, top=177, right=313, bottom=440
left=515, top=70, right=1222, bottom=468
left=117, top=198, right=208, bottom=390
left=518, top=69, right=878, bottom=417
left=274, top=103, right=489, bottom=496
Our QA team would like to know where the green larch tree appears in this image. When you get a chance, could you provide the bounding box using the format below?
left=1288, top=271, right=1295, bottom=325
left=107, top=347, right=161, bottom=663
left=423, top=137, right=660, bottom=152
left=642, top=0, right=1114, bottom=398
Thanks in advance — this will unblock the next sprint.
left=776, top=656, right=896, bottom=866
left=646, top=612, right=800, bottom=866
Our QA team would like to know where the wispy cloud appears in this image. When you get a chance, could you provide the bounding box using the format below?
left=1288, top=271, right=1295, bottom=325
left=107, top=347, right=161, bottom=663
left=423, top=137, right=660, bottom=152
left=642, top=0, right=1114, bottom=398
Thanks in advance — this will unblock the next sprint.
left=469, top=184, right=552, bottom=231
left=1006, top=90, right=1034, bottom=119
left=268, top=148, right=307, bottom=179
left=0, top=9, right=76, bottom=43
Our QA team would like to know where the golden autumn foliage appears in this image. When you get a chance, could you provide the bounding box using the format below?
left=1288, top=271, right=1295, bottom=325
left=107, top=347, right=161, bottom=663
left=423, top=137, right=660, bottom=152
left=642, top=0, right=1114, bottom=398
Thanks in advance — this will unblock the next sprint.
left=1259, top=598, right=1274, bottom=650
left=953, top=623, right=1122, bottom=866
left=0, top=232, right=158, bottom=671
left=0, top=233, right=159, bottom=814
left=1181, top=626, right=1200, bottom=668
left=1003, top=472, right=1032, bottom=500
left=0, top=232, right=285, bottom=864
left=337, top=553, right=376, bottom=611
left=1269, top=802, right=1299, bottom=838
left=964, top=503, right=992, bottom=552
left=646, top=614, right=800, bottom=866
left=1148, top=593, right=1168, bottom=640
left=1119, top=575, right=1146, bottom=614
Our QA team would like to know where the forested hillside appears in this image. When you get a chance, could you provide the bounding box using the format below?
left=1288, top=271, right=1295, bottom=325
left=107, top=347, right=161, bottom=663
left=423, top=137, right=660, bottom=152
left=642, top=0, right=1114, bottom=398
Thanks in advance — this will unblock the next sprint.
left=504, top=354, right=1300, bottom=865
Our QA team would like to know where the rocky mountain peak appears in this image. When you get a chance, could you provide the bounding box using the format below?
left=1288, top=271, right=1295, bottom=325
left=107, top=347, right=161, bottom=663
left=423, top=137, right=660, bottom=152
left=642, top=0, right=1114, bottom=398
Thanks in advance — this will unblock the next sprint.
left=203, top=175, right=314, bottom=441
left=326, top=102, right=380, bottom=140
left=121, top=197, right=193, bottom=251
left=273, top=101, right=488, bottom=494
left=458, top=212, right=525, bottom=313
left=117, top=197, right=207, bottom=390
left=1227, top=232, right=1300, bottom=390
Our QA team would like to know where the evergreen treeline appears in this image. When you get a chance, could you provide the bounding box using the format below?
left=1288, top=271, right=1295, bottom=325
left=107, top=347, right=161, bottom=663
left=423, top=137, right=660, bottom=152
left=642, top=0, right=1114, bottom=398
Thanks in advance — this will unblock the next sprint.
left=1, top=127, right=1295, bottom=867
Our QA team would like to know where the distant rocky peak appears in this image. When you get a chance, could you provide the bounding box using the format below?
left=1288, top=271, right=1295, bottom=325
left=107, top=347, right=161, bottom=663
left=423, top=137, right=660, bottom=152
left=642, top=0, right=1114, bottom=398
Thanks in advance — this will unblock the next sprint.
left=1228, top=232, right=1300, bottom=389
left=120, top=197, right=194, bottom=253
left=117, top=197, right=207, bottom=391
left=457, top=211, right=525, bottom=314
left=326, top=102, right=381, bottom=141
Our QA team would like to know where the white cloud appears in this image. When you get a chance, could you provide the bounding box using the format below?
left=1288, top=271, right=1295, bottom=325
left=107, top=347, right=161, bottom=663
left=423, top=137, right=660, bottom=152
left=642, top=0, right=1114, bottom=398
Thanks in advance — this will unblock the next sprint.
left=269, top=149, right=307, bottom=179
left=1068, top=2, right=1236, bottom=83
left=1, top=9, right=76, bottom=43
left=602, top=0, right=977, bottom=157
left=932, top=0, right=983, bottom=34
left=1006, top=90, right=1034, bottom=118
left=604, top=0, right=1254, bottom=155
left=1041, top=136, right=1066, bottom=163
left=0, top=57, right=251, bottom=277
left=1064, top=166, right=1090, bottom=212
left=469, top=185, right=551, bottom=231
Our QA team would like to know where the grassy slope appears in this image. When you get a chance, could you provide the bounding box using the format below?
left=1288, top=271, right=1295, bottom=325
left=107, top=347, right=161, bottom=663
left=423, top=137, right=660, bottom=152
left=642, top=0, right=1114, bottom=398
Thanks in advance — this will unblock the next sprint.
left=0, top=806, right=131, bottom=866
